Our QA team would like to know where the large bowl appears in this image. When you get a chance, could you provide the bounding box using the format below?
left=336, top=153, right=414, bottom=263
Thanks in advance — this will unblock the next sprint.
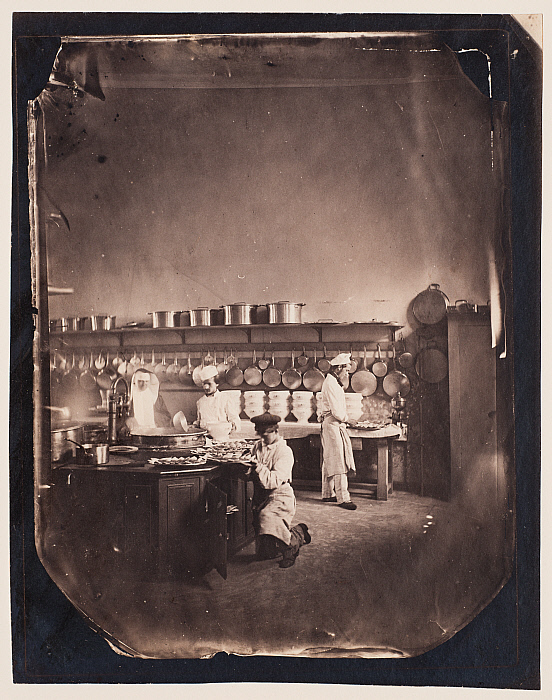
left=206, top=422, right=233, bottom=442
left=128, top=426, right=207, bottom=449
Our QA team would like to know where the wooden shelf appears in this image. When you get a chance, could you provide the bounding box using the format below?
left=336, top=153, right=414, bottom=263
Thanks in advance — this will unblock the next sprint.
left=49, top=321, right=403, bottom=350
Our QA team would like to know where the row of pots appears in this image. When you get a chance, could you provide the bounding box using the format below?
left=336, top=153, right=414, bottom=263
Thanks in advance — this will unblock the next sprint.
left=151, top=302, right=305, bottom=328
left=50, top=302, right=305, bottom=332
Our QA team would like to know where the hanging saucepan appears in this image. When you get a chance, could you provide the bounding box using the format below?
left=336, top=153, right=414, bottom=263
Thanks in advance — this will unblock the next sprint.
left=179, top=353, right=195, bottom=386
left=96, top=353, right=118, bottom=390
left=226, top=351, right=244, bottom=387
left=282, top=350, right=302, bottom=390
left=415, top=340, right=448, bottom=384
left=302, top=349, right=325, bottom=392
left=296, top=347, right=309, bottom=369
left=61, top=354, right=80, bottom=392
left=350, top=346, right=378, bottom=396
left=165, top=355, right=181, bottom=382
left=192, top=352, right=205, bottom=387
left=154, top=353, right=168, bottom=382
left=412, top=283, right=450, bottom=325
left=79, top=352, right=98, bottom=391
left=257, top=348, right=270, bottom=371
left=263, top=351, right=282, bottom=388
left=383, top=343, right=411, bottom=397
left=372, top=344, right=388, bottom=378
left=397, top=333, right=415, bottom=369
left=144, top=350, right=157, bottom=373
left=317, top=346, right=331, bottom=374
left=348, top=347, right=358, bottom=374
left=216, top=349, right=231, bottom=381
left=244, top=350, right=263, bottom=386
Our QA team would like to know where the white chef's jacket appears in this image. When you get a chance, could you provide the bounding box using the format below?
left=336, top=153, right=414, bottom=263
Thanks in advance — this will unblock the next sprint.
left=320, top=372, right=349, bottom=423
left=196, top=390, right=241, bottom=430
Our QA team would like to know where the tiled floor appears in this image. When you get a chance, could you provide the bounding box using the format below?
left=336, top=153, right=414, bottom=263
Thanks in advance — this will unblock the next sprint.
left=42, top=486, right=513, bottom=659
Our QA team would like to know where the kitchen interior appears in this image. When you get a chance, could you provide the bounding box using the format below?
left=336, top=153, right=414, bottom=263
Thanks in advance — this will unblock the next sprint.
left=31, top=32, right=515, bottom=659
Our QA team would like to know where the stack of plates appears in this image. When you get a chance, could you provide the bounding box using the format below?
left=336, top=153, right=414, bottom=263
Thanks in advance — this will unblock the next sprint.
left=291, top=391, right=314, bottom=423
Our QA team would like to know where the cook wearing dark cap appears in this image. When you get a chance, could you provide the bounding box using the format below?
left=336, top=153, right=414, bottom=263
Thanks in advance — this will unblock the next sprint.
left=245, top=413, right=311, bottom=568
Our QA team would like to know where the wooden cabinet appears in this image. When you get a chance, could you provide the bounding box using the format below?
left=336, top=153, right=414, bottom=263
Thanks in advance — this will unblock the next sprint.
left=447, top=310, right=498, bottom=508
left=54, top=463, right=237, bottom=580
left=213, top=472, right=255, bottom=556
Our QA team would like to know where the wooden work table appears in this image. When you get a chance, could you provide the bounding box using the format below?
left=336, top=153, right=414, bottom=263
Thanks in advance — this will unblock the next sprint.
left=232, top=421, right=402, bottom=501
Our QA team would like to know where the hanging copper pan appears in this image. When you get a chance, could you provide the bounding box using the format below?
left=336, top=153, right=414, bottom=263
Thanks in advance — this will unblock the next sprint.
left=350, top=346, right=378, bottom=396
left=412, top=283, right=450, bottom=325
left=301, top=349, right=324, bottom=392
left=282, top=350, right=302, bottom=390
left=262, top=352, right=282, bottom=388
left=415, top=340, right=448, bottom=383
left=382, top=343, right=411, bottom=397
left=372, top=344, right=388, bottom=378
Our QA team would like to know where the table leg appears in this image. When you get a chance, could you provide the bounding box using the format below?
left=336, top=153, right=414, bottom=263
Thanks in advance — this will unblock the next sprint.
left=376, top=438, right=390, bottom=500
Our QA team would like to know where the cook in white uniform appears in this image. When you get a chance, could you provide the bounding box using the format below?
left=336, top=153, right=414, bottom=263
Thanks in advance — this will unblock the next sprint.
left=319, top=352, right=358, bottom=510
left=126, top=368, right=172, bottom=430
left=194, top=365, right=241, bottom=433
left=245, top=413, right=311, bottom=568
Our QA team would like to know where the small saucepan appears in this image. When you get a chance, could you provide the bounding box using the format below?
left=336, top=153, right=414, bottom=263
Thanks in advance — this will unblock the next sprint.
left=66, top=438, right=109, bottom=465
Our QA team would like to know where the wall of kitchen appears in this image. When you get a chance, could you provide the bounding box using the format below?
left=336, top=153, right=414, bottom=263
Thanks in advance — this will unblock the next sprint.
left=41, top=35, right=505, bottom=336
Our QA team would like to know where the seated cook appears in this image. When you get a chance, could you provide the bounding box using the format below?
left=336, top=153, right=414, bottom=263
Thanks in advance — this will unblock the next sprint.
left=244, top=413, right=311, bottom=569
left=126, top=368, right=172, bottom=431
left=194, top=365, right=241, bottom=433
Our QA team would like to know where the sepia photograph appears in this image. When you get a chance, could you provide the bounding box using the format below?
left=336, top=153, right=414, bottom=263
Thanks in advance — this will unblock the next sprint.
left=11, top=10, right=541, bottom=687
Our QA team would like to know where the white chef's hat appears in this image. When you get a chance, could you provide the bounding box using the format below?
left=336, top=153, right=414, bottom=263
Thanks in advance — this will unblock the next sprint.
left=199, top=365, right=219, bottom=382
left=330, top=352, right=352, bottom=366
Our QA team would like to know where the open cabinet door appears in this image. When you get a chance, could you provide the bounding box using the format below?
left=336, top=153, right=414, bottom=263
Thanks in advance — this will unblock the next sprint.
left=206, top=480, right=228, bottom=580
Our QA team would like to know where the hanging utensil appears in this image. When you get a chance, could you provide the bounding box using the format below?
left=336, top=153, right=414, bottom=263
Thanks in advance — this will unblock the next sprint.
left=296, top=347, right=309, bottom=368
left=216, top=349, right=230, bottom=380
left=383, top=342, right=411, bottom=397
left=412, top=283, right=450, bottom=325
left=372, top=344, right=388, bottom=378
left=350, top=346, right=378, bottom=396
left=244, top=349, right=263, bottom=386
left=397, top=333, right=415, bottom=369
left=154, top=352, right=168, bottom=382
left=79, top=351, right=97, bottom=391
left=317, top=346, right=331, bottom=374
left=204, top=348, right=214, bottom=366
left=166, top=355, right=180, bottom=382
left=94, top=351, right=106, bottom=371
left=96, top=353, right=118, bottom=390
left=348, top=347, right=358, bottom=374
left=192, top=351, right=205, bottom=387
left=415, top=340, right=448, bottom=383
left=257, top=347, right=270, bottom=371
left=282, top=349, right=302, bottom=390
left=263, top=351, right=282, bottom=388
left=225, top=350, right=244, bottom=387
left=145, top=349, right=157, bottom=373
left=301, top=348, right=325, bottom=392
left=179, top=353, right=195, bottom=386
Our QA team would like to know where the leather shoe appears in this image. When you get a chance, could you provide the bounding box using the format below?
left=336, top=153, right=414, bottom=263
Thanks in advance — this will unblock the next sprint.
left=338, top=501, right=357, bottom=510
left=279, top=549, right=297, bottom=568
left=297, top=523, right=311, bottom=544
left=322, top=496, right=337, bottom=502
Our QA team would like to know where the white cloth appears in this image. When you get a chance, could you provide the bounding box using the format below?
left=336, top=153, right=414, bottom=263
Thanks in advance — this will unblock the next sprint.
left=321, top=472, right=351, bottom=503
left=196, top=390, right=241, bottom=430
left=130, top=371, right=160, bottom=429
left=251, top=437, right=296, bottom=545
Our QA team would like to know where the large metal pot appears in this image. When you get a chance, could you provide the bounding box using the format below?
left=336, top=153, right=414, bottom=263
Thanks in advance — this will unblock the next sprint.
left=189, top=308, right=211, bottom=327
left=128, top=426, right=207, bottom=449
left=91, top=314, right=116, bottom=331
left=412, top=284, right=450, bottom=325
left=58, top=317, right=88, bottom=332
left=267, top=301, right=305, bottom=324
left=51, top=422, right=84, bottom=463
left=221, top=303, right=258, bottom=326
left=148, top=311, right=182, bottom=328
